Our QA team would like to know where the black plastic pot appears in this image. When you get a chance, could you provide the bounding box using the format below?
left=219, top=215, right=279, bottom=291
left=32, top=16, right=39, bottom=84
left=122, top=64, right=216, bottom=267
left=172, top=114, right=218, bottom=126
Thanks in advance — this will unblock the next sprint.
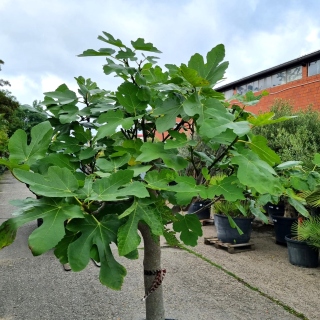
left=266, top=202, right=284, bottom=221
left=214, top=214, right=254, bottom=244
left=187, top=200, right=211, bottom=220
left=272, top=216, right=297, bottom=245
left=310, top=207, right=320, bottom=217
left=285, top=235, right=319, bottom=268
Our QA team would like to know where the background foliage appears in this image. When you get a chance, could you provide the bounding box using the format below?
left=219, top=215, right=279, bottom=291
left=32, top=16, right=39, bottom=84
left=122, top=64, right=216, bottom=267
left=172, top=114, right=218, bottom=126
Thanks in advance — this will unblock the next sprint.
left=253, top=99, right=320, bottom=168
left=0, top=60, right=47, bottom=173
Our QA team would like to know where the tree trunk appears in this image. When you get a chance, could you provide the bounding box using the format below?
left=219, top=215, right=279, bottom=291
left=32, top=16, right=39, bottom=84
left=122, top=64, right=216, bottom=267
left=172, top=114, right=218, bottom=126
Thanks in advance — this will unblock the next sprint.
left=284, top=199, right=298, bottom=218
left=139, top=223, right=165, bottom=320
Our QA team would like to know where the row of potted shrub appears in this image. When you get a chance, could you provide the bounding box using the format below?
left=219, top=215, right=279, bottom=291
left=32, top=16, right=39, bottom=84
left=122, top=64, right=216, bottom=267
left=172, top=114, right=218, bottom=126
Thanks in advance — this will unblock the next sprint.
left=187, top=156, right=320, bottom=268
left=189, top=199, right=320, bottom=268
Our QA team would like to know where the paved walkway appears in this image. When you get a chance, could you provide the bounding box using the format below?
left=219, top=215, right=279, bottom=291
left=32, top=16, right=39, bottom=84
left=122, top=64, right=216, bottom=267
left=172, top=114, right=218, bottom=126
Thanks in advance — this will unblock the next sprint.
left=0, top=171, right=319, bottom=320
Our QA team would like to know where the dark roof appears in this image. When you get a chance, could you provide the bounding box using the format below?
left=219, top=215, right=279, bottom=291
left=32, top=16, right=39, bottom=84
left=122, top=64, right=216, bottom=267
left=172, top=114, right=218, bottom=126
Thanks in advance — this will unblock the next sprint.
left=215, top=49, right=320, bottom=91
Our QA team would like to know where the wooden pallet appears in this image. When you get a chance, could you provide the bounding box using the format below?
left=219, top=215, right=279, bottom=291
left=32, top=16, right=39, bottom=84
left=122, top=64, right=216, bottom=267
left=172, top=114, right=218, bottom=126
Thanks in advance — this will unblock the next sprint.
left=200, top=218, right=214, bottom=226
left=204, top=237, right=255, bottom=253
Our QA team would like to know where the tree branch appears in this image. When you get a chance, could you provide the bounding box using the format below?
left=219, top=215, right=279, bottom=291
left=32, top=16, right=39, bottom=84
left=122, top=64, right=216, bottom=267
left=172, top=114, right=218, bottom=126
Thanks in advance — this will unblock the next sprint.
left=207, top=135, right=239, bottom=172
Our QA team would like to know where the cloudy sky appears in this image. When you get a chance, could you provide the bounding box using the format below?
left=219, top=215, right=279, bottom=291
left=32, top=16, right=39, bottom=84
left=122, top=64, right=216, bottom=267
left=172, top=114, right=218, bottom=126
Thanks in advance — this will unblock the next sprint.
left=2, top=0, right=320, bottom=105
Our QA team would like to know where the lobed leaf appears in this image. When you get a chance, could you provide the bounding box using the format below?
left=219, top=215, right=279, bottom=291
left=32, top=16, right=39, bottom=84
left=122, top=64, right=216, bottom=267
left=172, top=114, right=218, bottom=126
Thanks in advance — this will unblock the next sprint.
left=90, top=170, right=149, bottom=201
left=116, top=82, right=148, bottom=113
left=153, top=96, right=185, bottom=133
left=8, top=121, right=53, bottom=166
left=172, top=213, right=202, bottom=246
left=67, top=215, right=127, bottom=290
left=248, top=112, right=297, bottom=126
left=248, top=135, right=281, bottom=166
left=199, top=99, right=250, bottom=138
left=0, top=198, right=84, bottom=254
left=180, top=64, right=209, bottom=87
left=96, top=109, right=136, bottom=140
left=118, top=199, right=163, bottom=256
left=231, top=148, right=282, bottom=195
left=78, top=48, right=116, bottom=57
left=131, top=38, right=162, bottom=53
left=13, top=166, right=79, bottom=197
left=206, top=176, right=245, bottom=201
left=136, top=142, right=188, bottom=171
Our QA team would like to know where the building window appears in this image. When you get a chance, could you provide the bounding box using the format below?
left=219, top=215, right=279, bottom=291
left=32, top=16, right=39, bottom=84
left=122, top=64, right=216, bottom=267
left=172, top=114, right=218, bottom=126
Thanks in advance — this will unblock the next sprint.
left=232, top=64, right=304, bottom=96
left=223, top=89, right=233, bottom=99
left=272, top=71, right=286, bottom=87
left=287, top=66, right=302, bottom=82
left=258, top=76, right=271, bottom=90
left=258, top=78, right=266, bottom=90
left=246, top=82, right=253, bottom=92
left=237, top=84, right=246, bottom=95
left=308, top=60, right=320, bottom=76
left=252, top=80, right=259, bottom=92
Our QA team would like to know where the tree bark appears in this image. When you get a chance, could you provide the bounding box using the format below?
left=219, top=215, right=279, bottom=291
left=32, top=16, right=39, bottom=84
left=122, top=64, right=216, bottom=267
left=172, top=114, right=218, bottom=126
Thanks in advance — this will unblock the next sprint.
left=284, top=199, right=298, bottom=218
left=139, top=223, right=165, bottom=320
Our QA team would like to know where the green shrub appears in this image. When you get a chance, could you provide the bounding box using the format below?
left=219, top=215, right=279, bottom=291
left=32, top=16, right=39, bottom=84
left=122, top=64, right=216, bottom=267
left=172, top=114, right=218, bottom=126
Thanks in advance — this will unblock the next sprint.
left=253, top=99, right=320, bottom=168
left=0, top=126, right=8, bottom=174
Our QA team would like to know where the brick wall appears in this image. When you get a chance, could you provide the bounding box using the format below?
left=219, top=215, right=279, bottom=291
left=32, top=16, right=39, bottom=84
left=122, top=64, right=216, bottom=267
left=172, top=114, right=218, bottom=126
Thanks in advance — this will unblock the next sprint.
left=245, top=66, right=320, bottom=114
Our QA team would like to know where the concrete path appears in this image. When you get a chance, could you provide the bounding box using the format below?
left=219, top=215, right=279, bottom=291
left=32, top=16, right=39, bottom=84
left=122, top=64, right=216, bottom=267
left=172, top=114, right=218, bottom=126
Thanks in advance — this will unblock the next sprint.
left=0, top=171, right=319, bottom=320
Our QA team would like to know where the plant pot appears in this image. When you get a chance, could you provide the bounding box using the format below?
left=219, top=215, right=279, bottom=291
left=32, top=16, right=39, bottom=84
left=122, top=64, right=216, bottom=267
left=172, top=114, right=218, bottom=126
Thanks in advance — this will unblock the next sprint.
left=214, top=214, right=254, bottom=244
left=310, top=207, right=320, bottom=217
left=285, top=235, right=319, bottom=268
left=266, top=202, right=284, bottom=222
left=187, top=200, right=211, bottom=220
left=272, top=216, right=297, bottom=245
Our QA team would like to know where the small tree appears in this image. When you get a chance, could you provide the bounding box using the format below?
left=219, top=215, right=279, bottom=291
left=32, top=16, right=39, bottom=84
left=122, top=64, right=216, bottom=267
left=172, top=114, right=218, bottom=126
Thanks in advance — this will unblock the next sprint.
left=14, top=101, right=48, bottom=142
left=0, top=59, right=10, bottom=87
left=0, top=33, right=297, bottom=319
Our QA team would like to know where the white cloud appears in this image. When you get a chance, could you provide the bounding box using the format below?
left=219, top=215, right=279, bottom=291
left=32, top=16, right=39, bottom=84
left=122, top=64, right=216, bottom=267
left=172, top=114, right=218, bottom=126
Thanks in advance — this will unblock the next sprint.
left=3, top=0, right=320, bottom=103
left=222, top=8, right=320, bottom=84
left=5, top=75, right=39, bottom=104
left=4, top=73, right=79, bottom=104
left=40, top=74, right=77, bottom=94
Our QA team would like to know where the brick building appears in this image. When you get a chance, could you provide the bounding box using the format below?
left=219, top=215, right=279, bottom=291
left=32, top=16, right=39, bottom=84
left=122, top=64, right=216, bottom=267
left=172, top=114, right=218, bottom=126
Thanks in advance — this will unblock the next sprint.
left=215, top=50, right=320, bottom=113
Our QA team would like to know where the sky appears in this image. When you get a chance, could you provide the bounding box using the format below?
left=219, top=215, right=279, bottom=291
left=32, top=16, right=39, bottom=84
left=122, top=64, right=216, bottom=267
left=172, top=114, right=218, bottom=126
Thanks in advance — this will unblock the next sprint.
left=2, top=0, right=320, bottom=105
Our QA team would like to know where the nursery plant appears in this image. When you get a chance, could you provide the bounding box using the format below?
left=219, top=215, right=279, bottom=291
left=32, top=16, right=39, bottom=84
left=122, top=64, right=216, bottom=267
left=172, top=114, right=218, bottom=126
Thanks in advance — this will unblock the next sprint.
left=253, top=99, right=320, bottom=168
left=0, top=32, right=296, bottom=320
left=291, top=216, right=320, bottom=248
left=272, top=155, right=320, bottom=218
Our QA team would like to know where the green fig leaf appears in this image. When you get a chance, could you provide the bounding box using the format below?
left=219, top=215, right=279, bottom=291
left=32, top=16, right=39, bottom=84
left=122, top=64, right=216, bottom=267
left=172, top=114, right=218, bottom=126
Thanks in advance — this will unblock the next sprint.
left=8, top=121, right=53, bottom=166
left=153, top=96, right=184, bottom=133
left=116, top=82, right=148, bottom=113
left=172, top=213, right=203, bottom=246
left=248, top=135, right=281, bottom=166
left=90, top=170, right=149, bottom=201
left=207, top=176, right=245, bottom=201
left=136, top=142, right=188, bottom=171
left=68, top=215, right=127, bottom=290
left=118, top=199, right=163, bottom=256
left=13, top=166, right=79, bottom=197
left=131, top=38, right=162, bottom=53
left=231, top=148, right=282, bottom=195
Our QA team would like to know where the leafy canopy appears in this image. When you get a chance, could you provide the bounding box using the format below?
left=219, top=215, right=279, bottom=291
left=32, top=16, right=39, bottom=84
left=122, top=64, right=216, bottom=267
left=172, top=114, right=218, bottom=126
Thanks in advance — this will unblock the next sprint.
left=0, top=32, right=291, bottom=291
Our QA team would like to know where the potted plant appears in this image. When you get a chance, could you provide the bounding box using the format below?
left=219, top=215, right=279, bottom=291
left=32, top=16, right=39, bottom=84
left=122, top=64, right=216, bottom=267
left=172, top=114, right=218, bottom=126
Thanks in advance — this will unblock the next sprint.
left=213, top=199, right=254, bottom=244
left=271, top=159, right=320, bottom=244
left=265, top=200, right=284, bottom=221
left=285, top=216, right=320, bottom=268
left=0, top=32, right=294, bottom=320
left=187, top=198, right=211, bottom=220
